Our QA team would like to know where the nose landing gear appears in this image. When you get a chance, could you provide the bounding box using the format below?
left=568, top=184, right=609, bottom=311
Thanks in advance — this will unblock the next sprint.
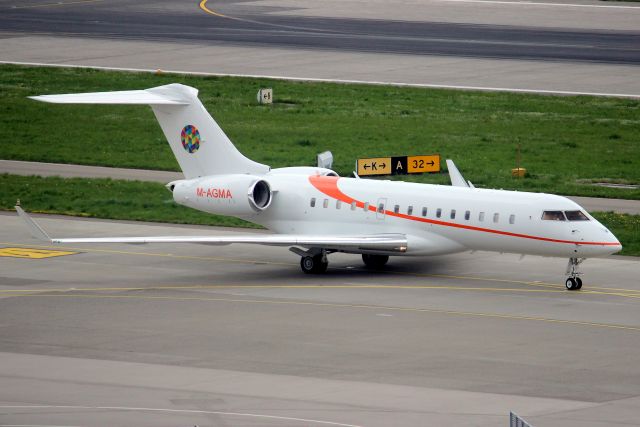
left=565, top=257, right=585, bottom=290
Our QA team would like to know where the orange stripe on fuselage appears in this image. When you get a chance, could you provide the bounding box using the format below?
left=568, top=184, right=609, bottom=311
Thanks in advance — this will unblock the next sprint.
left=308, top=175, right=619, bottom=247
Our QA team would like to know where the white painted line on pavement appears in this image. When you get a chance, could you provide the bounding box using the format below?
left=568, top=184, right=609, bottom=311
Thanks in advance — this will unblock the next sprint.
left=436, top=0, right=640, bottom=9
left=0, top=405, right=361, bottom=427
left=2, top=61, right=639, bottom=99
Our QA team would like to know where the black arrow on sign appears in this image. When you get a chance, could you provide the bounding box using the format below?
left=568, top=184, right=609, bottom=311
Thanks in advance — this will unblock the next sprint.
left=427, top=160, right=435, bottom=166
left=363, top=164, right=369, bottom=170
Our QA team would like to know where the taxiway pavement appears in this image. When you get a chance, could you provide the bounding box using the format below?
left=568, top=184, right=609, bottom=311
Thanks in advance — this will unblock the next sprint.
left=1, top=212, right=639, bottom=426
left=0, top=0, right=639, bottom=95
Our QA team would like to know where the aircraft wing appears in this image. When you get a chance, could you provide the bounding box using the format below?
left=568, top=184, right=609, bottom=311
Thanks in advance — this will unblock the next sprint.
left=16, top=207, right=407, bottom=253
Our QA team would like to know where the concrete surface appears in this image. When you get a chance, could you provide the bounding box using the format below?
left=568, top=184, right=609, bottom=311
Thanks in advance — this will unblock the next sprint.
left=0, top=213, right=639, bottom=426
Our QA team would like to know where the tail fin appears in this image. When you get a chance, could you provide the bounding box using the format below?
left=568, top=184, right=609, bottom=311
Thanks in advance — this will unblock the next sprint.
left=30, top=84, right=270, bottom=179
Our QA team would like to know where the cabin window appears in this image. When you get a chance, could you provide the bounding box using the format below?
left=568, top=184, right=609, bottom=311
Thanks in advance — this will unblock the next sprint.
left=436, top=208, right=442, bottom=218
left=336, top=200, right=341, bottom=209
left=310, top=198, right=316, bottom=207
left=450, top=209, right=456, bottom=219
left=323, top=199, right=329, bottom=208
left=394, top=204, right=400, bottom=214
left=542, top=211, right=566, bottom=221
left=479, top=212, right=485, bottom=222
left=378, top=203, right=385, bottom=213
left=464, top=210, right=470, bottom=221
left=351, top=201, right=357, bottom=210
left=493, top=213, right=499, bottom=223
left=422, top=207, right=428, bottom=217
left=565, top=210, right=589, bottom=221
left=509, top=214, right=516, bottom=224
left=407, top=205, right=413, bottom=215
left=364, top=202, right=370, bottom=211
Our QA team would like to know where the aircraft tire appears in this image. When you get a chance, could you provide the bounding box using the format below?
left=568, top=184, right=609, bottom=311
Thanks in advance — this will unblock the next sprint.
left=301, top=255, right=328, bottom=274
left=575, top=277, right=583, bottom=289
left=565, top=277, right=577, bottom=290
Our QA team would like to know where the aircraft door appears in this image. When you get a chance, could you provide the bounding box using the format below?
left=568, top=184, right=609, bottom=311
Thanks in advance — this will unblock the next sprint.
left=376, top=198, right=387, bottom=220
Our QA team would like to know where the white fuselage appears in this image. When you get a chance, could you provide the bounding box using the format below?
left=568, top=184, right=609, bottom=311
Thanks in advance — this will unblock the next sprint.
left=172, top=168, right=621, bottom=259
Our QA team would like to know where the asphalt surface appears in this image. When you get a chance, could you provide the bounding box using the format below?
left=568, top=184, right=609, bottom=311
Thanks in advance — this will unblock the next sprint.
left=1, top=0, right=639, bottom=65
left=1, top=0, right=639, bottom=95
left=1, top=213, right=639, bottom=426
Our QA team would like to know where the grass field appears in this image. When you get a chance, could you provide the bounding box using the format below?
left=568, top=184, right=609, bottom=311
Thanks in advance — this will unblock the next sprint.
left=1, top=64, right=639, bottom=199
left=1, top=174, right=638, bottom=256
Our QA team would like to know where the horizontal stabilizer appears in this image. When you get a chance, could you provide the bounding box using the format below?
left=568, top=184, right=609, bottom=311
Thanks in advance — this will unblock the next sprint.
left=29, top=86, right=191, bottom=105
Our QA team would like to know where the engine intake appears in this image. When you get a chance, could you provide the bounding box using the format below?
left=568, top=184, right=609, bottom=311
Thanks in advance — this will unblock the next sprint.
left=248, top=179, right=272, bottom=211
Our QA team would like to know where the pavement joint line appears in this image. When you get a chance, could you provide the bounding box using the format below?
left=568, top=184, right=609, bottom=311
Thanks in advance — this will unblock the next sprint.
left=2, top=61, right=638, bottom=99
left=2, top=241, right=639, bottom=295
left=12, top=293, right=640, bottom=332
left=8, top=0, right=104, bottom=9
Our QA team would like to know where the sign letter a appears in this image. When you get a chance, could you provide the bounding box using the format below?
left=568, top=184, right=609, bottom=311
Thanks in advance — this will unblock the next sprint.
left=396, top=161, right=403, bottom=170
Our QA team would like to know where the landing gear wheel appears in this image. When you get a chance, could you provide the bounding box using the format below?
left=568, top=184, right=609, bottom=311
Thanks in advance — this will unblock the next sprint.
left=565, top=258, right=585, bottom=291
left=362, top=254, right=389, bottom=269
left=300, top=255, right=328, bottom=274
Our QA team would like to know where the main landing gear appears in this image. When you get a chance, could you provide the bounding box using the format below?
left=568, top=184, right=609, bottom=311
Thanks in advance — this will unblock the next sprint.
left=290, top=247, right=329, bottom=274
left=300, top=252, right=328, bottom=274
left=291, top=248, right=392, bottom=274
left=565, top=257, right=585, bottom=291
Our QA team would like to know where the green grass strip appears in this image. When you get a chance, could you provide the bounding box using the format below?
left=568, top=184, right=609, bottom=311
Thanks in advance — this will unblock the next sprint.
left=1, top=64, right=639, bottom=199
left=2, top=174, right=637, bottom=256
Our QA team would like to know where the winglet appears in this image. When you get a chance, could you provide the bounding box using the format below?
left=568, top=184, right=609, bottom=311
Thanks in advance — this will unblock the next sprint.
left=15, top=206, right=52, bottom=242
left=446, top=159, right=471, bottom=188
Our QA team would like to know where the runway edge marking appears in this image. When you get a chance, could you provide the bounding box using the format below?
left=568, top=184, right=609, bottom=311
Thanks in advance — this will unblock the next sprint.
left=1, top=61, right=638, bottom=99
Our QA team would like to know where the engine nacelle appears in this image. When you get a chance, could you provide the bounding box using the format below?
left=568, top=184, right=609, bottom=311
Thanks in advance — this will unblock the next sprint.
left=171, top=174, right=272, bottom=217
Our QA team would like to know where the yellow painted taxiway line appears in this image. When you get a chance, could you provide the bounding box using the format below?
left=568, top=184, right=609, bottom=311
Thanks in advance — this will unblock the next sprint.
left=3, top=240, right=640, bottom=298
left=199, top=0, right=228, bottom=18
left=9, top=0, right=103, bottom=9
left=3, top=283, right=640, bottom=300
left=12, top=292, right=640, bottom=332
left=0, top=284, right=569, bottom=294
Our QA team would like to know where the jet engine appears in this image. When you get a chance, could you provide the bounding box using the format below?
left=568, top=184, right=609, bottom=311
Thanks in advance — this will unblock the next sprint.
left=170, top=174, right=273, bottom=217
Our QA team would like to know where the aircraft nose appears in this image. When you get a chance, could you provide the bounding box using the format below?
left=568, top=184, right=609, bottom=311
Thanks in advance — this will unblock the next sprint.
left=603, top=229, right=622, bottom=254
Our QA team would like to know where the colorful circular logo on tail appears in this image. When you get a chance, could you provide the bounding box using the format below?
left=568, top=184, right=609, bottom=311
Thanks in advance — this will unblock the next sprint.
left=181, top=125, right=201, bottom=153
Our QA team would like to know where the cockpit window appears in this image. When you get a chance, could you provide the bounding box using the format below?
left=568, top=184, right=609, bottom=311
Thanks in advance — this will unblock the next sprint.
left=542, top=211, right=566, bottom=221
left=565, top=210, right=590, bottom=221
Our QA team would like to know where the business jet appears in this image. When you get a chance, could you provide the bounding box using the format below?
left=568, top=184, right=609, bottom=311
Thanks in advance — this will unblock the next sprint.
left=17, top=83, right=622, bottom=290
